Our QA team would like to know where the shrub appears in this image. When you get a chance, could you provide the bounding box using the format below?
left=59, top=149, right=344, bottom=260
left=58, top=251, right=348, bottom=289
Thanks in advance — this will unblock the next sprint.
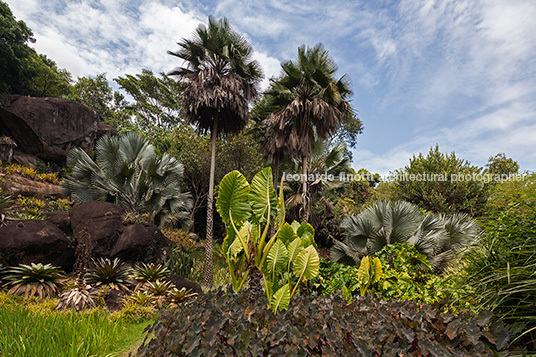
left=165, top=245, right=202, bottom=282
left=138, top=288, right=511, bottom=356
left=4, top=263, right=65, bottom=298
left=86, top=258, right=132, bottom=291
left=56, top=276, right=96, bottom=311
left=161, top=228, right=197, bottom=250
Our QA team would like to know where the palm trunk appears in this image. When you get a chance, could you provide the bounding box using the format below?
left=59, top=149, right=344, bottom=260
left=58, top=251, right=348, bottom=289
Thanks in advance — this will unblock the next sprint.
left=203, top=119, right=218, bottom=287
left=273, top=155, right=280, bottom=191
left=302, top=155, right=309, bottom=223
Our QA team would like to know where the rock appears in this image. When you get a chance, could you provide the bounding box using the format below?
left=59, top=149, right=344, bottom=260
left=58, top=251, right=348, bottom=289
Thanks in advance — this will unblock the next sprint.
left=12, top=152, right=45, bottom=169
left=110, top=223, right=172, bottom=265
left=45, top=211, right=72, bottom=237
left=163, top=274, right=203, bottom=296
left=103, top=289, right=125, bottom=312
left=70, top=201, right=125, bottom=258
left=0, top=172, right=62, bottom=198
left=0, top=219, right=74, bottom=270
left=0, top=94, right=99, bottom=164
left=0, top=136, right=16, bottom=163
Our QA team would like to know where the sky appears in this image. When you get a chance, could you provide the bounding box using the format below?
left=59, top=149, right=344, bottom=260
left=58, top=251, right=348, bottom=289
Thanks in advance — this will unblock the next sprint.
left=5, top=0, right=536, bottom=175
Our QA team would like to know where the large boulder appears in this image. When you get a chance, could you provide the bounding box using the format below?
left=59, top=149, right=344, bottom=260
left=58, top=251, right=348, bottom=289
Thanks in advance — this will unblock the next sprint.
left=163, top=274, right=203, bottom=296
left=110, top=223, right=172, bottom=265
left=70, top=201, right=125, bottom=258
left=0, top=94, right=99, bottom=163
left=0, top=219, right=74, bottom=269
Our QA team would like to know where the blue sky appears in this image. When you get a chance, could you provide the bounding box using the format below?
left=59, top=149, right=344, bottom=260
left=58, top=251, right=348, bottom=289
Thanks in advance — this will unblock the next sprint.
left=6, top=0, right=536, bottom=175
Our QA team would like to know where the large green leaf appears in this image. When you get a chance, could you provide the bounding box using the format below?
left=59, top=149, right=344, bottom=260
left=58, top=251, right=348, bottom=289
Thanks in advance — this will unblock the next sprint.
left=248, top=167, right=277, bottom=224
left=297, top=222, right=315, bottom=247
left=277, top=223, right=297, bottom=246
left=270, top=283, right=290, bottom=312
left=287, top=238, right=304, bottom=265
left=216, top=171, right=251, bottom=225
left=274, top=176, right=285, bottom=231
left=265, top=240, right=288, bottom=276
left=292, top=245, right=320, bottom=282
left=228, top=223, right=251, bottom=259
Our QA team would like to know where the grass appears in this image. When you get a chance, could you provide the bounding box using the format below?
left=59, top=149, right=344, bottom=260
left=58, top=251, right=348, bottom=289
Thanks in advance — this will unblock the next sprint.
left=0, top=292, right=153, bottom=357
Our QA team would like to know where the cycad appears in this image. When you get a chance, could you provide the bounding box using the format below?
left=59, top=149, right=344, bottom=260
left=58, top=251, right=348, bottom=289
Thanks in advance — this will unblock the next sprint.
left=63, top=132, right=192, bottom=227
left=331, top=200, right=478, bottom=271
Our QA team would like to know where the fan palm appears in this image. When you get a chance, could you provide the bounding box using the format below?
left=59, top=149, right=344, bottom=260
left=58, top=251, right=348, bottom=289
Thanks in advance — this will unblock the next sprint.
left=168, top=17, right=262, bottom=286
left=331, top=200, right=478, bottom=271
left=262, top=44, right=353, bottom=222
left=63, top=132, right=192, bottom=227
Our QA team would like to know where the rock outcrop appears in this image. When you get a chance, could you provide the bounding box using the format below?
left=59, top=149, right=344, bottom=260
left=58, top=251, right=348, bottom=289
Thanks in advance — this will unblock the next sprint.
left=0, top=219, right=75, bottom=269
left=0, top=94, right=100, bottom=164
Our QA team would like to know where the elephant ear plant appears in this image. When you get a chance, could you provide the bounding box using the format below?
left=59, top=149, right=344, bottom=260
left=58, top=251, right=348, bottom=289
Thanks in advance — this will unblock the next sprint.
left=216, top=167, right=320, bottom=312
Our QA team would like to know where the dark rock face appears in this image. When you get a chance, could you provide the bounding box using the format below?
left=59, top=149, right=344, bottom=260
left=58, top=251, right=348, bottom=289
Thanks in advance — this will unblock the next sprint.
left=111, top=223, right=172, bottom=265
left=0, top=219, right=75, bottom=269
left=0, top=94, right=99, bottom=163
left=104, top=289, right=126, bottom=312
left=70, top=201, right=125, bottom=258
left=45, top=211, right=72, bottom=237
left=164, top=274, right=203, bottom=296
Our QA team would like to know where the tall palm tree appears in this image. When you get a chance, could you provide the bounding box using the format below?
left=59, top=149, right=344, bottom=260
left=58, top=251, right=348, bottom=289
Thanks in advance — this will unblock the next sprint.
left=262, top=44, right=353, bottom=222
left=168, top=17, right=262, bottom=286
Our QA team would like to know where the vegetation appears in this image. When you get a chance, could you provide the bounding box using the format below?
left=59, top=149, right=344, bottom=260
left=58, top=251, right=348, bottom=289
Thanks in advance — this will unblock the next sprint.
left=85, top=258, right=132, bottom=292
left=63, top=132, right=192, bottom=227
left=168, top=17, right=262, bottom=287
left=4, top=263, right=65, bottom=298
left=216, top=167, right=320, bottom=311
left=393, top=145, right=490, bottom=216
left=331, top=200, right=478, bottom=270
left=132, top=263, right=171, bottom=291
left=259, top=44, right=356, bottom=222
left=138, top=287, right=510, bottom=356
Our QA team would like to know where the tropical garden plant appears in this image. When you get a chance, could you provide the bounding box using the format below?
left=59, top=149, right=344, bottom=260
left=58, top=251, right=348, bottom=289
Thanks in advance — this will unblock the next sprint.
left=3, top=263, right=65, bottom=298
left=56, top=275, right=96, bottom=311
left=331, top=200, right=478, bottom=271
left=259, top=44, right=355, bottom=222
left=63, top=132, right=192, bottom=228
left=85, top=258, right=132, bottom=292
left=132, top=263, right=171, bottom=291
left=216, top=167, right=320, bottom=311
left=168, top=17, right=262, bottom=286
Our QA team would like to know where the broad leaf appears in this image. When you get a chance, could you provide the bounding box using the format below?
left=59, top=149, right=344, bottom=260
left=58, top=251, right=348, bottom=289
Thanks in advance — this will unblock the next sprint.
left=248, top=167, right=277, bottom=224
left=274, top=176, right=285, bottom=230
left=292, top=245, right=320, bottom=282
left=228, top=223, right=251, bottom=259
left=297, top=222, right=315, bottom=243
left=216, top=171, right=251, bottom=225
left=266, top=240, right=288, bottom=276
left=277, top=223, right=297, bottom=246
left=270, top=284, right=290, bottom=312
left=287, top=238, right=304, bottom=265
left=290, top=221, right=301, bottom=233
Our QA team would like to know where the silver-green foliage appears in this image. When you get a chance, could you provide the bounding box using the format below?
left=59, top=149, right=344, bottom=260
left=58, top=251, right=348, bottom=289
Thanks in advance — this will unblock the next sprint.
left=331, top=200, right=478, bottom=270
left=63, top=132, right=192, bottom=225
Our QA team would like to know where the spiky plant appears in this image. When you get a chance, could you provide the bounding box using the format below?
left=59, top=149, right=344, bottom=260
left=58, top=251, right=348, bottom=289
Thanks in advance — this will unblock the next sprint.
left=86, top=258, right=132, bottom=292
left=132, top=263, right=171, bottom=291
left=4, top=263, right=65, bottom=298
left=167, top=287, right=197, bottom=307
left=127, top=291, right=157, bottom=307
left=56, top=275, right=96, bottom=311
left=145, top=280, right=173, bottom=308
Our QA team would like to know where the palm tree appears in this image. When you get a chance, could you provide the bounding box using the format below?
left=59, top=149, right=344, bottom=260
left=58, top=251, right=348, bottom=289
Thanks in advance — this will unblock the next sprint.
left=168, top=17, right=262, bottom=286
left=262, top=44, right=353, bottom=222
left=331, top=200, right=478, bottom=271
left=63, top=133, right=192, bottom=227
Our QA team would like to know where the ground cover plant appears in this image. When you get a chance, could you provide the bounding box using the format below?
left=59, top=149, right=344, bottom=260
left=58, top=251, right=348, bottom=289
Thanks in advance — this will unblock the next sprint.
left=0, top=292, right=153, bottom=357
left=137, top=287, right=511, bottom=356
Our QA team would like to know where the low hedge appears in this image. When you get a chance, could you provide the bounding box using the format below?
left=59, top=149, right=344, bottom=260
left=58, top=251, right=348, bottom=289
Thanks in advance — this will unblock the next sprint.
left=137, top=288, right=510, bottom=356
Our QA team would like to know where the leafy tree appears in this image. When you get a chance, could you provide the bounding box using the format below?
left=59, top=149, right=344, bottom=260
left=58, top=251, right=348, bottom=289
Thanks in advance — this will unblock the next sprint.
left=393, top=145, right=490, bottom=216
left=0, top=1, right=35, bottom=94
left=115, top=69, right=182, bottom=133
left=168, top=17, right=262, bottom=286
left=261, top=44, right=354, bottom=222
left=166, top=124, right=264, bottom=234
left=486, top=153, right=519, bottom=176
left=63, top=132, right=192, bottom=228
left=26, top=53, right=72, bottom=97
left=331, top=200, right=478, bottom=271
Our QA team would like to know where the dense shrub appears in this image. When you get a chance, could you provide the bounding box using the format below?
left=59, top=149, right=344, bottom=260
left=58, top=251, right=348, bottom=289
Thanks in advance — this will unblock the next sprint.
left=138, top=288, right=510, bottom=356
